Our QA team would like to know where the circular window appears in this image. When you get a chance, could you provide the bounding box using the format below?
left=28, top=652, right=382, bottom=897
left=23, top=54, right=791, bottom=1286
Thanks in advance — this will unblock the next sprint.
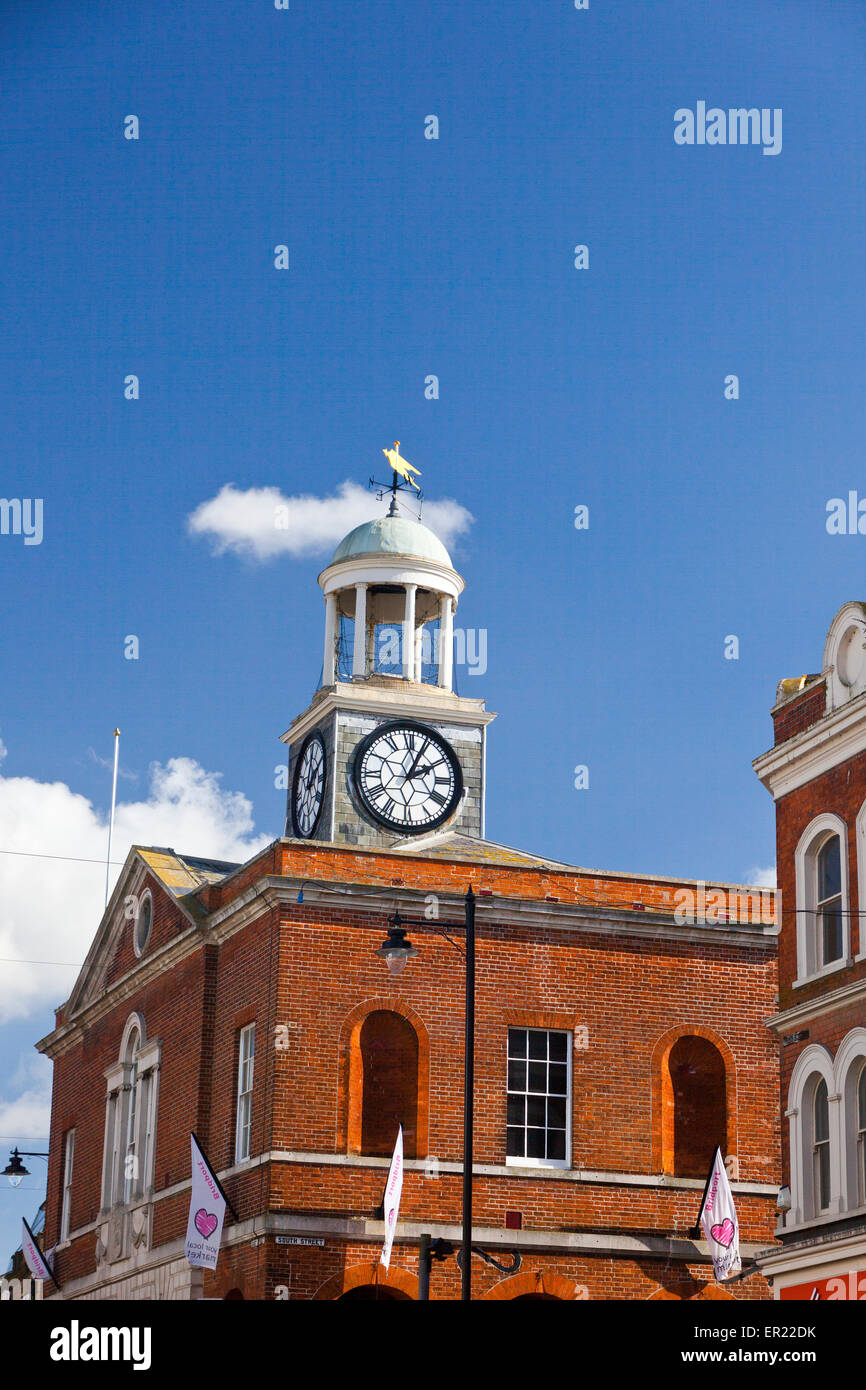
left=837, top=624, right=866, bottom=688
left=134, top=893, right=153, bottom=956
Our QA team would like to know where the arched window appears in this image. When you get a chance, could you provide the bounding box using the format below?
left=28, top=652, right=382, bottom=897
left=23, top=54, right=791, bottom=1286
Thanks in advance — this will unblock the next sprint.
left=795, top=816, right=850, bottom=981
left=787, top=1047, right=837, bottom=1224
left=123, top=1028, right=140, bottom=1203
left=816, top=838, right=843, bottom=966
left=669, top=1036, right=727, bottom=1178
left=101, top=1015, right=161, bottom=1212
left=813, top=1079, right=831, bottom=1212
left=359, top=1011, right=418, bottom=1159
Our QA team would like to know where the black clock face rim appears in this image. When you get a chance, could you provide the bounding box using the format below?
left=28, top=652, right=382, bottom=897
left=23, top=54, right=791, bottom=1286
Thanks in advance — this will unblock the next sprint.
left=292, top=732, right=327, bottom=839
left=351, top=720, right=463, bottom=835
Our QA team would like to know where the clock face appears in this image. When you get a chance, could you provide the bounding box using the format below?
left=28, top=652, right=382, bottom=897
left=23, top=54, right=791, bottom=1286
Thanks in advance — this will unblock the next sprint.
left=292, top=733, right=327, bottom=838
left=352, top=721, right=463, bottom=834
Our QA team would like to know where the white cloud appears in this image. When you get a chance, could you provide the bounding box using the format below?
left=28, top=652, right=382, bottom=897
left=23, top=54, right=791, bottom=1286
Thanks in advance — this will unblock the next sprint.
left=0, top=1054, right=52, bottom=1138
left=744, top=865, right=777, bottom=888
left=187, top=479, right=473, bottom=561
left=0, top=752, right=271, bottom=1025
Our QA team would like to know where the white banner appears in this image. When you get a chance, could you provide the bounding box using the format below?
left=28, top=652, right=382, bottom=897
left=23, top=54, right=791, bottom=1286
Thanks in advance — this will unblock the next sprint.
left=184, top=1135, right=227, bottom=1270
left=379, top=1125, right=404, bottom=1271
left=21, top=1218, right=54, bottom=1284
left=699, top=1147, right=742, bottom=1282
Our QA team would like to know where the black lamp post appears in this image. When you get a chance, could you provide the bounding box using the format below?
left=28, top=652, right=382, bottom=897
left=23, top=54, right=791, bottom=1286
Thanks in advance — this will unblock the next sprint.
left=3, top=1148, right=49, bottom=1188
left=376, top=885, right=476, bottom=1302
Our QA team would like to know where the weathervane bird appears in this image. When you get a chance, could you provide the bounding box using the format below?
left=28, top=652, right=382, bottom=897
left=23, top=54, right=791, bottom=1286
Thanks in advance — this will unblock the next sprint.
left=382, top=441, right=421, bottom=490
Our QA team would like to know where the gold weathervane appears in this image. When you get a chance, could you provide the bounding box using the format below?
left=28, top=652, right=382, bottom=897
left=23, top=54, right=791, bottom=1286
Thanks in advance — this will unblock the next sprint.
left=382, top=441, right=421, bottom=491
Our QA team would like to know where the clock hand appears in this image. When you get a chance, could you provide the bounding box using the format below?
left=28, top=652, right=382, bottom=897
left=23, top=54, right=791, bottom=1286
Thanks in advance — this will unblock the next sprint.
left=405, top=740, right=429, bottom=780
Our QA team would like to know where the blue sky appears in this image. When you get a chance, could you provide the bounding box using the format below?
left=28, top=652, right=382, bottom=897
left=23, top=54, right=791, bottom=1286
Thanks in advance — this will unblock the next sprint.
left=2, top=0, right=865, bottom=1263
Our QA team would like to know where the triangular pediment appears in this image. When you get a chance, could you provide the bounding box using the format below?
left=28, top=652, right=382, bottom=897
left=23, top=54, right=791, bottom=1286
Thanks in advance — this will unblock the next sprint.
left=63, top=846, right=238, bottom=1018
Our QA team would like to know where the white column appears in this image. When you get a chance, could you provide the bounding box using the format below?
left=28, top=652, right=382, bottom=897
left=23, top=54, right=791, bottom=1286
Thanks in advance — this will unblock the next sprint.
left=829, top=1091, right=845, bottom=1214
left=352, top=583, right=368, bottom=678
left=438, top=594, right=454, bottom=690
left=323, top=592, right=337, bottom=685
left=786, top=1107, right=802, bottom=1225
left=403, top=584, right=417, bottom=681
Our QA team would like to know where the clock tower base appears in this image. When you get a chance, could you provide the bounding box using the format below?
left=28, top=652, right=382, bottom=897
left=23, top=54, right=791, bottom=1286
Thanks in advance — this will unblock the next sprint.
left=282, top=677, right=495, bottom=847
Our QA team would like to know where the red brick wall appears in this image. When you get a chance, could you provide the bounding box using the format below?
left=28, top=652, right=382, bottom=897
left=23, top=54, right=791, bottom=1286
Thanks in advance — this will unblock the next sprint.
left=774, top=750, right=866, bottom=1006
left=773, top=683, right=826, bottom=746
left=272, top=904, right=778, bottom=1186
left=201, top=1235, right=769, bottom=1302
left=41, top=844, right=780, bottom=1300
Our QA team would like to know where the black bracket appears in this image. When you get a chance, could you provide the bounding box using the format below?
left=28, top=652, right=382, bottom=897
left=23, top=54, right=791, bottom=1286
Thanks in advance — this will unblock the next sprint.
left=455, top=1245, right=522, bottom=1276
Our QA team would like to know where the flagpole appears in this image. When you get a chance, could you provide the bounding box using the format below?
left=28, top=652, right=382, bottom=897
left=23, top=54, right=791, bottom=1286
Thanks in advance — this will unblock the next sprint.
left=689, top=1145, right=721, bottom=1238
left=190, top=1130, right=240, bottom=1221
left=104, top=728, right=120, bottom=908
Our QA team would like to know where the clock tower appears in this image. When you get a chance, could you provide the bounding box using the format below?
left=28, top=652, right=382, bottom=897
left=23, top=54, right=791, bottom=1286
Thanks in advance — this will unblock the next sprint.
left=282, top=493, right=495, bottom=848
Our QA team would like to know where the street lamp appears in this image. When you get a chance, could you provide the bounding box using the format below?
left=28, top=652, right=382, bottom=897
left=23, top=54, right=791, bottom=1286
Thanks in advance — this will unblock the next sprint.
left=377, top=885, right=476, bottom=1301
left=376, top=912, right=419, bottom=975
left=3, top=1148, right=49, bottom=1188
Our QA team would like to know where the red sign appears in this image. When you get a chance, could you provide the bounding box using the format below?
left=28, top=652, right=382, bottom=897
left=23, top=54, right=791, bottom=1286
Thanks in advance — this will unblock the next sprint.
left=780, top=1270, right=866, bottom=1300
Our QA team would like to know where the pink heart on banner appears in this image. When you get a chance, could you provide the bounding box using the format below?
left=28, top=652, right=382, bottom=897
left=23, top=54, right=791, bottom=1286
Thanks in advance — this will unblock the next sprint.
left=195, top=1209, right=218, bottom=1240
left=711, top=1218, right=735, bottom=1248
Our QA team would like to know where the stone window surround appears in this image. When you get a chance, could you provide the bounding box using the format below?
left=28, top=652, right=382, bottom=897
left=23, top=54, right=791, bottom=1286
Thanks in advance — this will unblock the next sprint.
left=793, top=812, right=852, bottom=986
left=100, top=1012, right=161, bottom=1216
left=786, top=1029, right=866, bottom=1226
left=852, top=800, right=866, bottom=961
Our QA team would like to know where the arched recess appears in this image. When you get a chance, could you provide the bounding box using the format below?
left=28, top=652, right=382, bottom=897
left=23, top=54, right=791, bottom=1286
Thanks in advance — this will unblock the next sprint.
left=481, top=1270, right=583, bottom=1301
left=360, top=1011, right=419, bottom=1157
left=337, top=997, right=430, bottom=1159
left=651, top=1026, right=738, bottom=1177
left=313, top=1261, right=418, bottom=1301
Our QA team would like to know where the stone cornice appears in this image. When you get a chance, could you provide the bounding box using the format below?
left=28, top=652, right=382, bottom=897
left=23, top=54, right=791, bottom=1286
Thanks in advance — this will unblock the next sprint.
left=281, top=682, right=495, bottom=746
left=764, top=973, right=866, bottom=1032
left=258, top=878, right=776, bottom=951
left=50, top=1215, right=772, bottom=1299
left=755, top=1223, right=866, bottom=1276
left=60, top=1149, right=778, bottom=1250
left=753, top=687, right=866, bottom=800
left=317, top=552, right=465, bottom=599
left=36, top=928, right=203, bottom=1059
